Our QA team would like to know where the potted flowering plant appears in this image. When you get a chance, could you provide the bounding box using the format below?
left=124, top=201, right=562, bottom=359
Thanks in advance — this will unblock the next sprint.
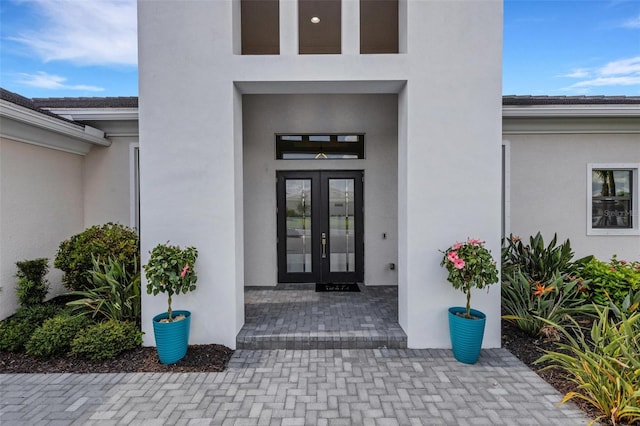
left=143, top=242, right=198, bottom=364
left=440, top=238, right=499, bottom=364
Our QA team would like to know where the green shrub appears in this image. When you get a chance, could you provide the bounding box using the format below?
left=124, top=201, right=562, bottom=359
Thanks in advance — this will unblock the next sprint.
left=67, top=256, right=141, bottom=323
left=502, top=233, right=576, bottom=282
left=54, top=223, right=139, bottom=291
left=537, top=306, right=640, bottom=426
left=12, top=304, right=63, bottom=323
left=144, top=243, right=198, bottom=321
left=502, top=272, right=593, bottom=337
left=71, top=320, right=142, bottom=360
left=0, top=305, right=62, bottom=352
left=573, top=255, right=640, bottom=307
left=25, top=314, right=89, bottom=357
left=15, top=258, right=49, bottom=307
left=0, top=320, right=38, bottom=352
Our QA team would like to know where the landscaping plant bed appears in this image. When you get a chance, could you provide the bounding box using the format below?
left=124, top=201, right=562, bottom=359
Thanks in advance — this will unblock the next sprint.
left=501, top=321, right=607, bottom=424
left=0, top=344, right=233, bottom=374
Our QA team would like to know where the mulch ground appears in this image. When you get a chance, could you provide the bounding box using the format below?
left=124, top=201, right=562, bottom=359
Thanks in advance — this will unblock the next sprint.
left=0, top=344, right=233, bottom=374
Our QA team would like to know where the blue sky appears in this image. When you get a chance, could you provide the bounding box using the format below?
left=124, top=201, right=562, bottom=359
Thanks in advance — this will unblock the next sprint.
left=1, top=0, right=638, bottom=98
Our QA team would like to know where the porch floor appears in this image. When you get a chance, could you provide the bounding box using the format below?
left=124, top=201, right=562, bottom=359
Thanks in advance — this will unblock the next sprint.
left=237, top=284, right=407, bottom=349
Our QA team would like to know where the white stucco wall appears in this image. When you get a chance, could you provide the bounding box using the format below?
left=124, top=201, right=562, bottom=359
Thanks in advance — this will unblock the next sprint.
left=243, top=94, right=398, bottom=287
left=507, top=133, right=640, bottom=261
left=398, top=1, right=503, bottom=349
left=138, top=0, right=503, bottom=349
left=84, top=136, right=138, bottom=228
left=0, top=138, right=84, bottom=320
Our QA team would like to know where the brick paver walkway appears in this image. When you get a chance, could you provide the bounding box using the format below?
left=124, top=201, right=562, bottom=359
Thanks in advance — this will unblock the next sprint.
left=1, top=348, right=592, bottom=425
left=238, top=285, right=407, bottom=349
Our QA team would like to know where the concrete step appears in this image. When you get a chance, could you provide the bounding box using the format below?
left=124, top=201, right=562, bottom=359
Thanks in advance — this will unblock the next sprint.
left=236, top=329, right=407, bottom=349
left=238, top=285, right=407, bottom=350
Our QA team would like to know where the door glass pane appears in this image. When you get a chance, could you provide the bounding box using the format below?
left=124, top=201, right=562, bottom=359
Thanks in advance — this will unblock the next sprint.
left=285, top=179, right=312, bottom=272
left=329, top=178, right=355, bottom=272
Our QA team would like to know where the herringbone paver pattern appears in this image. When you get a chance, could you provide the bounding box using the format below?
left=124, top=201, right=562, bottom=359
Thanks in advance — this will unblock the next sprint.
left=238, top=285, right=407, bottom=349
left=0, top=348, right=592, bottom=425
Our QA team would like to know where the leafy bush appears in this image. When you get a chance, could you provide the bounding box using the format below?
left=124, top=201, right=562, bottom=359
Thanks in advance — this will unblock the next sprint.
left=572, top=255, right=640, bottom=307
left=440, top=238, right=499, bottom=318
left=537, top=306, right=640, bottom=426
left=611, top=289, right=640, bottom=316
left=0, top=305, right=62, bottom=352
left=15, top=258, right=49, bottom=307
left=144, top=243, right=198, bottom=321
left=502, top=272, right=593, bottom=337
left=54, top=223, right=139, bottom=291
left=67, top=256, right=141, bottom=323
left=12, top=304, right=63, bottom=323
left=71, top=320, right=142, bottom=360
left=502, top=233, right=576, bottom=282
left=0, top=320, right=38, bottom=352
left=25, top=314, right=89, bottom=357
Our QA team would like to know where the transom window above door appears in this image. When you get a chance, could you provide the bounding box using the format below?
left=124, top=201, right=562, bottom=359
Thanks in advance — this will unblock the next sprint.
left=276, top=134, right=365, bottom=159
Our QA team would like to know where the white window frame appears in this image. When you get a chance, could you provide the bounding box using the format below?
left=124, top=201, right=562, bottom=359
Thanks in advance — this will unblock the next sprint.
left=587, top=163, right=639, bottom=236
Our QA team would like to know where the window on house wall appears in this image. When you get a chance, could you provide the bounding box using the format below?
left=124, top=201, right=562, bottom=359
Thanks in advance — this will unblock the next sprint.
left=276, top=134, right=364, bottom=159
left=587, top=164, right=639, bottom=236
left=299, top=0, right=341, bottom=54
left=241, top=0, right=280, bottom=55
left=360, top=0, right=398, bottom=54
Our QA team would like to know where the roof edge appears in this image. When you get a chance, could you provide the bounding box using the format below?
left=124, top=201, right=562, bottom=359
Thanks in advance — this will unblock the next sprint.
left=1, top=99, right=111, bottom=148
left=503, top=95, right=640, bottom=106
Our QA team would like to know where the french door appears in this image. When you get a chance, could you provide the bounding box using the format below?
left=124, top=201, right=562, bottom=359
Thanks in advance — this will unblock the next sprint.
left=277, top=170, right=364, bottom=284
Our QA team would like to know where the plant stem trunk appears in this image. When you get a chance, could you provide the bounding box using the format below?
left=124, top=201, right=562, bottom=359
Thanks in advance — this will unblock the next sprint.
left=168, top=295, right=173, bottom=321
left=466, top=289, right=471, bottom=318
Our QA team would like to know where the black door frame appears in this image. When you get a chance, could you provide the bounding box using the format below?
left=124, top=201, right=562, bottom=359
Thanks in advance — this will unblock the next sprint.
left=276, top=170, right=364, bottom=284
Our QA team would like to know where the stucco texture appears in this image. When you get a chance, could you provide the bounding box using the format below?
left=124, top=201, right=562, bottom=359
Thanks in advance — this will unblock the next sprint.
left=84, top=137, right=137, bottom=228
left=0, top=138, right=84, bottom=320
left=137, top=0, right=503, bottom=349
left=242, top=94, right=398, bottom=287
left=507, top=133, right=640, bottom=261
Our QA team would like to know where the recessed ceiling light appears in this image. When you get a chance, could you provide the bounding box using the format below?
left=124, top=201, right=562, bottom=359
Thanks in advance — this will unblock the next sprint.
left=310, top=16, right=320, bottom=24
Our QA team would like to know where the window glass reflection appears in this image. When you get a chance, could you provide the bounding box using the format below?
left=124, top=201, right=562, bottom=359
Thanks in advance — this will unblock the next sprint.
left=285, top=179, right=312, bottom=272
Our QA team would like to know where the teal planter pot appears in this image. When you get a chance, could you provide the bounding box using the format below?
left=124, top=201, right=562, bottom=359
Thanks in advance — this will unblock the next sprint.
left=152, top=310, right=191, bottom=364
left=448, top=307, right=486, bottom=364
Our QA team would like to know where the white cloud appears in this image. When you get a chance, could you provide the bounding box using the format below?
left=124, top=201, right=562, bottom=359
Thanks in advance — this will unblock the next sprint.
left=17, top=72, right=104, bottom=92
left=10, top=0, right=137, bottom=66
left=562, top=68, right=591, bottom=79
left=570, top=76, right=640, bottom=88
left=621, top=14, right=640, bottom=29
left=563, top=56, right=640, bottom=92
left=600, top=56, right=640, bottom=76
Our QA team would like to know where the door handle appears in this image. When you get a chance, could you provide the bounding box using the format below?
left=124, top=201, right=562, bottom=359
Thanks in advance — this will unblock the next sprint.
left=321, top=232, right=327, bottom=258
